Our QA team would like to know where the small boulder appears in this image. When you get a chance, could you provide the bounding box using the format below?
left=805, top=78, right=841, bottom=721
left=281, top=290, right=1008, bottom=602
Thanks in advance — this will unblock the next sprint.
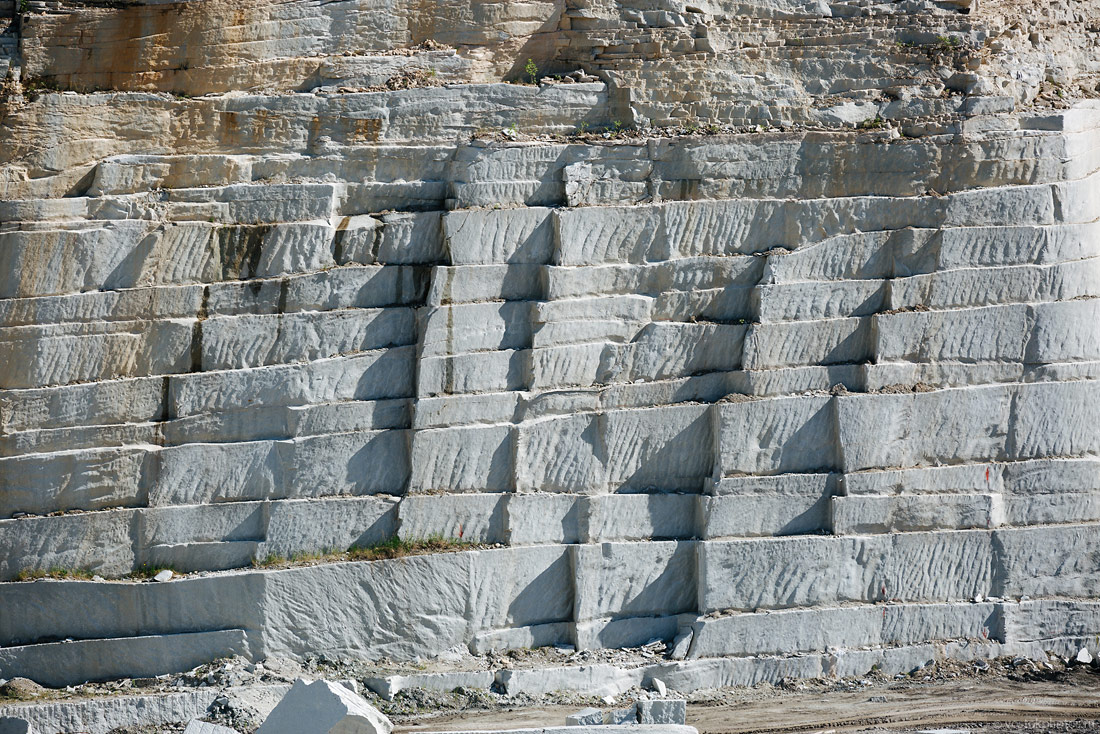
left=256, top=679, right=393, bottom=734
left=0, top=678, right=45, bottom=701
left=1076, top=647, right=1093, bottom=665
left=153, top=570, right=174, bottom=582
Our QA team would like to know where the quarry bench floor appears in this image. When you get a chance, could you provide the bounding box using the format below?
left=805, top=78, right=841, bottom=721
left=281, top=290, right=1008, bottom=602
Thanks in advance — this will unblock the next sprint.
left=398, top=672, right=1100, bottom=734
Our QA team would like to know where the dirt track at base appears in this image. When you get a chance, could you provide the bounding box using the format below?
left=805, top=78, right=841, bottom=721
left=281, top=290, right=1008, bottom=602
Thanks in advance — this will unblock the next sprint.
left=398, top=674, right=1100, bottom=734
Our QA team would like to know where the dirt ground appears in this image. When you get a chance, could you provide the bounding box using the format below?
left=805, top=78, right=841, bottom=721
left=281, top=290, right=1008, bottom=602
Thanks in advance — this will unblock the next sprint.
left=397, top=668, right=1100, bottom=734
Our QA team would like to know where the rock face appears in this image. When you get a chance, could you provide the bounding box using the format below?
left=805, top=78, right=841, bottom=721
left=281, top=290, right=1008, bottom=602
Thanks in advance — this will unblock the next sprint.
left=1, top=0, right=1100, bottom=690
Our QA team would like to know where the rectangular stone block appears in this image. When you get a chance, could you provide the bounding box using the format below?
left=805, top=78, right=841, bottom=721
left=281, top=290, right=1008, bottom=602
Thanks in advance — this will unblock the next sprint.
left=835, top=386, right=1012, bottom=472
left=572, top=541, right=697, bottom=621
left=689, top=606, right=882, bottom=657
left=882, top=602, right=1001, bottom=645
left=754, top=279, right=887, bottom=323
left=469, top=546, right=575, bottom=631
left=264, top=497, right=399, bottom=558
left=583, top=494, right=697, bottom=542
left=418, top=350, right=529, bottom=397
left=545, top=257, right=761, bottom=301
left=260, top=552, right=472, bottom=660
left=444, top=207, right=553, bottom=264
left=200, top=308, right=415, bottom=369
left=333, top=214, right=381, bottom=265
left=139, top=503, right=265, bottom=546
left=763, top=230, right=899, bottom=283
left=517, top=404, right=712, bottom=493
left=0, top=319, right=193, bottom=388
left=170, top=349, right=415, bottom=416
left=470, top=622, right=572, bottom=655
left=506, top=494, right=583, bottom=545
left=702, top=481, right=832, bottom=538
left=714, top=395, right=838, bottom=476
left=278, top=430, right=410, bottom=498
left=884, top=530, right=993, bottom=604
left=843, top=464, right=1000, bottom=495
left=637, top=699, right=687, bottom=725
left=377, top=211, right=444, bottom=264
left=364, top=670, right=495, bottom=701
left=426, top=264, right=542, bottom=305
left=944, top=182, right=1054, bottom=227
left=0, top=283, right=203, bottom=328
left=398, top=494, right=507, bottom=543
left=646, top=655, right=823, bottom=691
left=572, top=614, right=687, bottom=651
left=0, top=512, right=136, bottom=581
left=996, top=524, right=1100, bottom=598
left=496, top=664, right=644, bottom=697
left=0, top=572, right=263, bottom=649
left=419, top=302, right=532, bottom=358
left=698, top=536, right=881, bottom=612
left=874, top=305, right=1031, bottom=364
left=1008, top=380, right=1100, bottom=460
left=143, top=540, right=260, bottom=573
left=412, top=392, right=520, bottom=429
left=0, top=446, right=148, bottom=518
left=555, top=206, right=663, bottom=265
left=831, top=494, right=1001, bottom=534
left=408, top=423, right=514, bottom=492
left=1002, top=600, right=1100, bottom=643
left=0, top=629, right=251, bottom=689
left=742, top=317, right=872, bottom=370
left=0, top=377, right=166, bottom=433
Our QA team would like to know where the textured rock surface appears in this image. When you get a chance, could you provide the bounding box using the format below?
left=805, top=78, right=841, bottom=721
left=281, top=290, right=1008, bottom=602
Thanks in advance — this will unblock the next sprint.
left=1, top=0, right=1100, bottom=700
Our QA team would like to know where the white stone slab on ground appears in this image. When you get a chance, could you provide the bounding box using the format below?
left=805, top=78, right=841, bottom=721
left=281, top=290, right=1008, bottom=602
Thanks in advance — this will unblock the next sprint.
left=255, top=679, right=393, bottom=734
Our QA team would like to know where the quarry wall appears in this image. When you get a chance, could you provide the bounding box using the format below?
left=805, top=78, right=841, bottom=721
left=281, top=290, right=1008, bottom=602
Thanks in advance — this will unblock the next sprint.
left=1, top=0, right=1100, bottom=690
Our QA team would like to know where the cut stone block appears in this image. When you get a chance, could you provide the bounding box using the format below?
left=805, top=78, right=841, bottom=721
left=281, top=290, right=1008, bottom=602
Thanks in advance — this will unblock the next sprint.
left=703, top=474, right=834, bottom=538
left=363, top=670, right=494, bottom=701
left=831, top=494, right=1002, bottom=534
left=714, top=396, right=838, bottom=476
left=583, top=494, right=697, bottom=542
left=637, top=699, right=686, bottom=725
left=444, top=207, right=553, bottom=265
left=517, top=404, right=712, bottom=493
left=572, top=541, right=697, bottom=622
left=495, top=665, right=644, bottom=697
left=398, top=494, right=507, bottom=543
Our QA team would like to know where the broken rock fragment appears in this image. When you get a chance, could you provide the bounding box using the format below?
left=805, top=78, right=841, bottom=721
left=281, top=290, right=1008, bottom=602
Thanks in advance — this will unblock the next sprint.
left=637, top=699, right=687, bottom=725
left=566, top=708, right=604, bottom=726
left=255, top=679, right=393, bottom=734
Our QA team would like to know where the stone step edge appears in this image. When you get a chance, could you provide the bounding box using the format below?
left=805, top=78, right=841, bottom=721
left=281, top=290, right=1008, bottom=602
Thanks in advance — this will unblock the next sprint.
left=363, top=636, right=1083, bottom=700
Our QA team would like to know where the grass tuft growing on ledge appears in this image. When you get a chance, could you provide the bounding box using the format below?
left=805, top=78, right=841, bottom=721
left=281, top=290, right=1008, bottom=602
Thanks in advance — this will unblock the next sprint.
left=348, top=534, right=477, bottom=561
left=252, top=534, right=481, bottom=570
left=15, top=567, right=95, bottom=582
